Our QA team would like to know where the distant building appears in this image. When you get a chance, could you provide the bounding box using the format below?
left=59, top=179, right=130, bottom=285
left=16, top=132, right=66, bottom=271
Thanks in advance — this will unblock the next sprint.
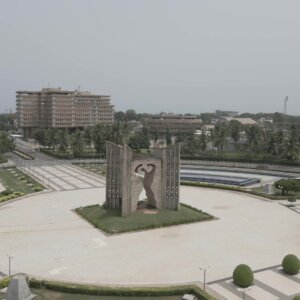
left=222, top=117, right=258, bottom=125
left=259, top=117, right=273, bottom=124
left=143, top=114, right=202, bottom=134
left=215, top=110, right=239, bottom=117
left=16, top=88, right=114, bottom=137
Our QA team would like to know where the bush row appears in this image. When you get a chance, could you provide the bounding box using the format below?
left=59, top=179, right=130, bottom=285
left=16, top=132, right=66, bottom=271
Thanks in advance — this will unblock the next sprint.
left=40, top=148, right=102, bottom=159
left=181, top=155, right=300, bottom=167
left=28, top=278, right=216, bottom=300
left=0, top=192, right=25, bottom=203
left=12, top=150, right=34, bottom=160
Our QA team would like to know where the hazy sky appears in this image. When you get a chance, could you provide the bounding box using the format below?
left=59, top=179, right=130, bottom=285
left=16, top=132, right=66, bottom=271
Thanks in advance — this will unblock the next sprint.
left=1, top=0, right=300, bottom=114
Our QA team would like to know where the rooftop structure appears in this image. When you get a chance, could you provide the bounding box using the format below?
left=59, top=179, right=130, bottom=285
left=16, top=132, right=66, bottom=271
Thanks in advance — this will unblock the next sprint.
left=16, top=88, right=114, bottom=137
left=223, top=117, right=258, bottom=125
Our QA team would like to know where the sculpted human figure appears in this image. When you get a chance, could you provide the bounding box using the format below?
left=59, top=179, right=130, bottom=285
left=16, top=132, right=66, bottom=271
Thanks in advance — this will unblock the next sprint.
left=140, top=164, right=156, bottom=207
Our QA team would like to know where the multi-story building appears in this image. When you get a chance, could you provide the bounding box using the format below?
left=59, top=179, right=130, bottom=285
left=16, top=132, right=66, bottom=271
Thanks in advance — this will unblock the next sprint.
left=16, top=88, right=114, bottom=137
left=143, top=114, right=202, bottom=134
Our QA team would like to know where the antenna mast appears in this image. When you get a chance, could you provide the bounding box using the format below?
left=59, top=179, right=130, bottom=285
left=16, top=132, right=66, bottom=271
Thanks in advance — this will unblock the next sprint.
left=284, top=96, right=288, bottom=115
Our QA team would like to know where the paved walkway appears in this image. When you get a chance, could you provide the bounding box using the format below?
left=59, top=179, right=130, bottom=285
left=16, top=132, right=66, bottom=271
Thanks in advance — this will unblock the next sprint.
left=0, top=186, right=299, bottom=291
left=19, top=164, right=105, bottom=191
left=209, top=266, right=300, bottom=299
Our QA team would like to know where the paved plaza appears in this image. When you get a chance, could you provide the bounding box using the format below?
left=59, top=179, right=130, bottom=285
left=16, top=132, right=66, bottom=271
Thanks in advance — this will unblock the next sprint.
left=0, top=185, right=299, bottom=299
left=19, top=164, right=105, bottom=191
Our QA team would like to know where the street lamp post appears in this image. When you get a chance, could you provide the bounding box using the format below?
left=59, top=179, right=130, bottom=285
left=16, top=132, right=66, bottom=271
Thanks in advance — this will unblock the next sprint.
left=199, top=265, right=211, bottom=292
left=7, top=254, right=14, bottom=277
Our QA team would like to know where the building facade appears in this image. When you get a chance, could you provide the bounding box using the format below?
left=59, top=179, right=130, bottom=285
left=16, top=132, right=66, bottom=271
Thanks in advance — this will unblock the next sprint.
left=16, top=88, right=114, bottom=137
left=143, top=114, right=202, bottom=134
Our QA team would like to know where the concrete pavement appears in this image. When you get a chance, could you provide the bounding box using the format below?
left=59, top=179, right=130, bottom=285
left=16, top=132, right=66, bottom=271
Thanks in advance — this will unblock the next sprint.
left=0, top=186, right=299, bottom=293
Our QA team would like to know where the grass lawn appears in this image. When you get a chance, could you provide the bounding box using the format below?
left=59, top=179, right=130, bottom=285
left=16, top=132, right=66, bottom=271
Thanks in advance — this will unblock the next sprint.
left=0, top=289, right=181, bottom=300
left=75, top=163, right=106, bottom=175
left=0, top=167, right=44, bottom=203
left=76, top=203, right=213, bottom=234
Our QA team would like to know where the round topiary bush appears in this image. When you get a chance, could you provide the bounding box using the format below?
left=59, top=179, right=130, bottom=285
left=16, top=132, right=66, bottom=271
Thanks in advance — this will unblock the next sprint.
left=233, top=264, right=254, bottom=287
left=282, top=254, right=300, bottom=275
left=292, top=295, right=300, bottom=300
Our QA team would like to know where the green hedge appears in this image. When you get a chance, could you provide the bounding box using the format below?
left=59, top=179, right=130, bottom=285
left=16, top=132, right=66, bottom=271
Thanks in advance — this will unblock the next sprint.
left=0, top=192, right=25, bottom=203
left=40, top=148, right=102, bottom=159
left=180, top=181, right=286, bottom=200
left=28, top=279, right=216, bottom=300
left=181, top=155, right=300, bottom=167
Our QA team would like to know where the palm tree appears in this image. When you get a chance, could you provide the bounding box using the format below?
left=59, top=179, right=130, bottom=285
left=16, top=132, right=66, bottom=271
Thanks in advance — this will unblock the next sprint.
left=55, top=129, right=68, bottom=153
left=215, top=126, right=227, bottom=151
left=245, top=125, right=262, bottom=152
left=200, top=129, right=207, bottom=152
left=283, top=125, right=300, bottom=160
left=229, top=120, right=241, bottom=151
left=265, top=131, right=278, bottom=156
left=71, top=130, right=84, bottom=157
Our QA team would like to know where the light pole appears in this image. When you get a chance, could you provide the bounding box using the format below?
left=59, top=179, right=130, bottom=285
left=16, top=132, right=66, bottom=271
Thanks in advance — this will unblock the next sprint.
left=7, top=254, right=14, bottom=277
left=237, top=287, right=251, bottom=300
left=199, top=265, right=211, bottom=292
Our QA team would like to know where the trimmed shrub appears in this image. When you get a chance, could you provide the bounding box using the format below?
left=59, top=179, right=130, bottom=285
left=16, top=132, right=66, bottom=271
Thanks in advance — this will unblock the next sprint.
left=282, top=254, right=300, bottom=275
left=1, top=189, right=14, bottom=196
left=292, top=295, right=300, bottom=300
left=233, top=264, right=254, bottom=287
left=34, top=187, right=43, bottom=192
left=0, top=277, right=10, bottom=289
left=28, top=279, right=216, bottom=300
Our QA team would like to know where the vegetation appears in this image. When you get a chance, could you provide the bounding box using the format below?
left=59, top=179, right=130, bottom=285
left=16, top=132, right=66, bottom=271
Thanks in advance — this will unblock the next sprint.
left=0, top=131, right=14, bottom=163
left=0, top=277, right=10, bottom=289
left=282, top=254, right=300, bottom=275
left=28, top=278, right=216, bottom=300
left=0, top=113, right=16, bottom=131
left=0, top=167, right=44, bottom=203
left=232, top=264, right=254, bottom=288
left=288, top=197, right=297, bottom=207
left=12, top=149, right=34, bottom=160
left=9, top=290, right=182, bottom=300
left=292, top=296, right=300, bottom=300
left=76, top=203, right=213, bottom=234
left=30, top=109, right=300, bottom=166
left=274, top=179, right=300, bottom=195
left=34, top=122, right=130, bottom=158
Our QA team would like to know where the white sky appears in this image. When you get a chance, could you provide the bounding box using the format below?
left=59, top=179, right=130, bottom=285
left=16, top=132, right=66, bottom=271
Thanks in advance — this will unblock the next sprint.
left=1, top=0, right=300, bottom=114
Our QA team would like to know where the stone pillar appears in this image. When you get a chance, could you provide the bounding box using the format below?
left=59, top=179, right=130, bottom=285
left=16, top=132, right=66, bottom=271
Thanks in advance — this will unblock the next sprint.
left=105, top=142, right=122, bottom=210
left=121, top=144, right=132, bottom=216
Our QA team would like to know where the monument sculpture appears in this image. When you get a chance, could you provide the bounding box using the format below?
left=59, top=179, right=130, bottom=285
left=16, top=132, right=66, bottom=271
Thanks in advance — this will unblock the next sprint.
left=106, top=142, right=181, bottom=216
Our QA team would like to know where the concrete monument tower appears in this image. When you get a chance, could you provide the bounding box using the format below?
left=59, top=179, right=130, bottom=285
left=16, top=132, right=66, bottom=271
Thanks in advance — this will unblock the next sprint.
left=106, top=143, right=180, bottom=216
